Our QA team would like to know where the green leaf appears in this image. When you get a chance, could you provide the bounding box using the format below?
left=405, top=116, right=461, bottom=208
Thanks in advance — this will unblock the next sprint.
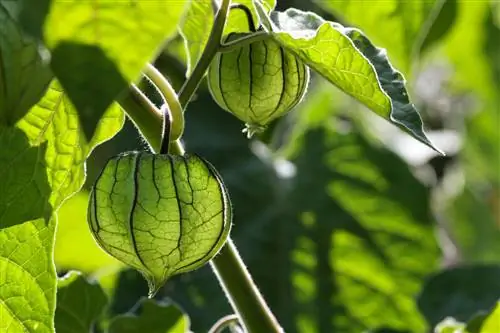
left=165, top=84, right=440, bottom=332
left=55, top=271, right=108, bottom=333
left=254, top=7, right=441, bottom=153
left=0, top=218, right=56, bottom=332
left=312, top=0, right=446, bottom=71
left=0, top=80, right=123, bottom=332
left=19, top=0, right=188, bottom=140
left=417, top=265, right=500, bottom=328
left=180, top=0, right=275, bottom=76
left=0, top=2, right=52, bottom=126
left=108, top=298, right=189, bottom=333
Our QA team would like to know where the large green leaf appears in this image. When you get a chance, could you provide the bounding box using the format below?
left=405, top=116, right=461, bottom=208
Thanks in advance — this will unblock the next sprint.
left=158, top=84, right=439, bottom=332
left=19, top=0, right=188, bottom=140
left=179, top=0, right=275, bottom=76
left=254, top=7, right=441, bottom=153
left=0, top=81, right=123, bottom=332
left=55, top=271, right=108, bottom=333
left=312, top=0, right=447, bottom=71
left=0, top=2, right=52, bottom=126
left=108, top=298, right=189, bottom=333
left=417, top=265, right=500, bottom=327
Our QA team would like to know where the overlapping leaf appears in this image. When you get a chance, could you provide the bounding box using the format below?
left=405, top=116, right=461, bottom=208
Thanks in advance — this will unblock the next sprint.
left=109, top=298, right=189, bottom=333
left=0, top=81, right=123, bottom=332
left=19, top=0, right=188, bottom=140
left=0, top=2, right=52, bottom=125
left=253, top=6, right=441, bottom=153
left=55, top=271, right=108, bottom=333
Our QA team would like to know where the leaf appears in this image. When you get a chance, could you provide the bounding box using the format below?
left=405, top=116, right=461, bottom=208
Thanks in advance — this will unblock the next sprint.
left=19, top=0, right=188, bottom=140
left=163, top=84, right=440, bottom=332
left=108, top=298, right=189, bottom=333
left=0, top=2, right=53, bottom=126
left=179, top=0, right=275, bottom=76
left=55, top=271, right=108, bottom=333
left=417, top=265, right=500, bottom=328
left=312, top=0, right=446, bottom=71
left=0, top=81, right=123, bottom=332
left=254, top=7, right=441, bottom=153
left=0, top=218, right=56, bottom=332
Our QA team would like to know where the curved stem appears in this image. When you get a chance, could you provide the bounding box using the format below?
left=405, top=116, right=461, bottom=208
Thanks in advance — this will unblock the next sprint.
left=177, top=0, right=231, bottom=107
left=120, top=85, right=162, bottom=152
left=208, top=314, right=240, bottom=333
left=144, top=64, right=184, bottom=140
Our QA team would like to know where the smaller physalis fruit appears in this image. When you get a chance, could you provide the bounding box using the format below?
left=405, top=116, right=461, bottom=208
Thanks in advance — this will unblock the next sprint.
left=88, top=151, right=231, bottom=297
left=207, top=33, right=310, bottom=137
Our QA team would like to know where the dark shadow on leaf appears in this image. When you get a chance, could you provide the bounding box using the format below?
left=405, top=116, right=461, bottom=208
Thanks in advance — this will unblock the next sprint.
left=0, top=126, right=52, bottom=228
left=51, top=42, right=129, bottom=141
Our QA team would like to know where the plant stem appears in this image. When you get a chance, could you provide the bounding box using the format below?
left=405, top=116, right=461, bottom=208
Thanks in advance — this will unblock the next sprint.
left=120, top=85, right=162, bottom=152
left=119, top=0, right=283, bottom=331
left=211, top=239, right=284, bottom=333
left=144, top=64, right=184, bottom=140
left=177, top=0, right=231, bottom=107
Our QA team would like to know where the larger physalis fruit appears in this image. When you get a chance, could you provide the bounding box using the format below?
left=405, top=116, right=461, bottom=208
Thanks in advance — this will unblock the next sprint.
left=88, top=151, right=231, bottom=297
left=207, top=33, right=310, bottom=137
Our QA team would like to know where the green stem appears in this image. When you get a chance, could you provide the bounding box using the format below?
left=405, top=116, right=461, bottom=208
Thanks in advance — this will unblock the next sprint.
left=177, top=0, right=231, bottom=107
left=211, top=239, right=284, bottom=333
left=120, top=85, right=162, bottom=152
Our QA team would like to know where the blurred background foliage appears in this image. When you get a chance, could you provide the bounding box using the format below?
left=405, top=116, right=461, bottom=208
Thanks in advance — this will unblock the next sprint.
left=54, top=0, right=500, bottom=332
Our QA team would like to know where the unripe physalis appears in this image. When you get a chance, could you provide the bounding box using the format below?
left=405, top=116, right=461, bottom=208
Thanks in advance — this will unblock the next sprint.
left=208, top=33, right=310, bottom=137
left=88, top=151, right=231, bottom=296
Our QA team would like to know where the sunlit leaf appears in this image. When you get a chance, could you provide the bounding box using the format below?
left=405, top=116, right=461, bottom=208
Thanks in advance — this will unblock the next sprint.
left=108, top=298, right=189, bottom=333
left=0, top=218, right=56, bottom=332
left=0, top=80, right=123, bottom=332
left=19, top=0, right=188, bottom=140
left=55, top=271, right=108, bottom=333
left=253, top=7, right=441, bottom=153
